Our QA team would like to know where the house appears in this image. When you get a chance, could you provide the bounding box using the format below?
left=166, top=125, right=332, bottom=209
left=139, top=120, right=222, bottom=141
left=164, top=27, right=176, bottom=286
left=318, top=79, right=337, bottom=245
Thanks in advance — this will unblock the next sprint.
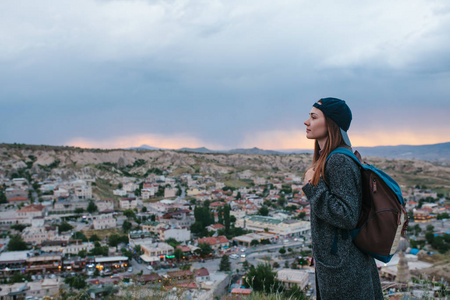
left=51, top=200, right=89, bottom=214
left=164, top=187, right=177, bottom=198
left=197, top=235, right=229, bottom=251
left=166, top=270, right=194, bottom=282
left=135, top=273, right=161, bottom=285
left=254, top=177, right=266, bottom=185
left=276, top=269, right=309, bottom=290
left=93, top=213, right=116, bottom=230
left=75, top=185, right=92, bottom=200
left=231, top=288, right=252, bottom=295
left=8, top=196, right=29, bottom=205
left=96, top=199, right=115, bottom=212
left=120, top=197, right=137, bottom=210
left=194, top=268, right=210, bottom=282
left=5, top=188, right=28, bottom=200
left=142, top=221, right=161, bottom=233
left=159, top=227, right=190, bottom=242
left=141, top=188, right=155, bottom=199
left=207, top=224, right=225, bottom=232
left=16, top=204, right=46, bottom=219
left=235, top=216, right=310, bottom=238
left=21, top=225, right=58, bottom=245
left=140, top=242, right=174, bottom=264
left=159, top=209, right=194, bottom=228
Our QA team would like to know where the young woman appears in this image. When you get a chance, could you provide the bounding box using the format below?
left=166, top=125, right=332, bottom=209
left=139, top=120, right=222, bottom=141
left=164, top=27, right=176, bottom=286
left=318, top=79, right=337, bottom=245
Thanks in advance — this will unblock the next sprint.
left=302, top=98, right=383, bottom=299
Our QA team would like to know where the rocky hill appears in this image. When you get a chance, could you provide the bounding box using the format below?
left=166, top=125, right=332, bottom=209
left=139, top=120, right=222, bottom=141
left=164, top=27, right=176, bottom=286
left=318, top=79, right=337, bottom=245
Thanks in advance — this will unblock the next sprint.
left=1, top=143, right=449, bottom=192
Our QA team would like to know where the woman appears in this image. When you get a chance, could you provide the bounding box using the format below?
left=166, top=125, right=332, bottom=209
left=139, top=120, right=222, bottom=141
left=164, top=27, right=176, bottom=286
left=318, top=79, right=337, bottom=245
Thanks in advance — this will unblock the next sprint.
left=302, top=98, right=383, bottom=299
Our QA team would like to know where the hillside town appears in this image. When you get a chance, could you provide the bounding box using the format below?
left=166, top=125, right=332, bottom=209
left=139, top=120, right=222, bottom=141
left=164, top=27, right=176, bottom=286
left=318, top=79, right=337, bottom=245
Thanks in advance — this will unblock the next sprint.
left=0, top=147, right=449, bottom=299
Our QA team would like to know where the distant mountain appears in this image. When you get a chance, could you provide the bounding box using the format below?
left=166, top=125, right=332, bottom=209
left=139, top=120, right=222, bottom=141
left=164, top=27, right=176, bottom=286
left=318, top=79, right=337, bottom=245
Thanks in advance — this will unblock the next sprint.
left=177, top=147, right=216, bottom=153
left=353, top=142, right=450, bottom=164
left=123, top=142, right=450, bottom=164
left=227, top=147, right=284, bottom=155
left=127, top=144, right=164, bottom=151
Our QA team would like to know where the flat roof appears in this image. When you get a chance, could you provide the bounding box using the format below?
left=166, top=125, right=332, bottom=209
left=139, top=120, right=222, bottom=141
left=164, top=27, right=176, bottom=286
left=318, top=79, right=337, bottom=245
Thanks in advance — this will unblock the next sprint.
left=94, top=256, right=128, bottom=263
left=0, top=251, right=31, bottom=262
left=248, top=216, right=282, bottom=225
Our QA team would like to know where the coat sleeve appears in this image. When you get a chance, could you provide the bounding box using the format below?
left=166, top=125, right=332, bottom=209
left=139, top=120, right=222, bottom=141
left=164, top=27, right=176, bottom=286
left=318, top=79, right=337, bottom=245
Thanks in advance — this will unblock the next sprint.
left=302, top=154, right=361, bottom=229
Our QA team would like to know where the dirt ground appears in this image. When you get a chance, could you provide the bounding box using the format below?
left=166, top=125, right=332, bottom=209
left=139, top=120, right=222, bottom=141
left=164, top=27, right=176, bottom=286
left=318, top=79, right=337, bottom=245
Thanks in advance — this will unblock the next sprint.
left=411, top=252, right=450, bottom=282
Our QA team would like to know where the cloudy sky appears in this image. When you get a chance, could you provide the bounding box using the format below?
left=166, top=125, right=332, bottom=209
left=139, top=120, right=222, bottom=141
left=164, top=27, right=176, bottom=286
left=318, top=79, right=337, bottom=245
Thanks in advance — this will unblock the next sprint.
left=1, top=0, right=449, bottom=150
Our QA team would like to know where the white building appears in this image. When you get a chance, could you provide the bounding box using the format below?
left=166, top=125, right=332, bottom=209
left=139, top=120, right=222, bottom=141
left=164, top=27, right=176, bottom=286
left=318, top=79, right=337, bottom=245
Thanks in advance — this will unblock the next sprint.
left=41, top=242, right=95, bottom=255
left=93, top=213, right=116, bottom=230
left=21, top=226, right=58, bottom=245
left=140, top=242, right=174, bottom=264
left=96, top=199, right=115, bottom=212
left=276, top=269, right=309, bottom=290
left=141, top=188, right=155, bottom=200
left=75, top=185, right=92, bottom=200
left=160, top=227, right=190, bottom=242
left=164, top=187, right=177, bottom=198
left=235, top=216, right=310, bottom=238
left=120, top=197, right=138, bottom=210
left=113, top=189, right=128, bottom=196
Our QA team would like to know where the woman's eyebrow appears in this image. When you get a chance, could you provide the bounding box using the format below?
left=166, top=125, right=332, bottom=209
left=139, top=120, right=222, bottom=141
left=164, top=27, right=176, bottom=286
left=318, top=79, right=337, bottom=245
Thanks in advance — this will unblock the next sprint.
left=310, top=112, right=318, bottom=116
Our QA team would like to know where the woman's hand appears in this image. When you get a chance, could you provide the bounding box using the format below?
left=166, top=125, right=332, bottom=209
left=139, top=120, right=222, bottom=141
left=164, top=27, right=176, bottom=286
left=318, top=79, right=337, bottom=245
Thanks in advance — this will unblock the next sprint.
left=304, top=167, right=315, bottom=185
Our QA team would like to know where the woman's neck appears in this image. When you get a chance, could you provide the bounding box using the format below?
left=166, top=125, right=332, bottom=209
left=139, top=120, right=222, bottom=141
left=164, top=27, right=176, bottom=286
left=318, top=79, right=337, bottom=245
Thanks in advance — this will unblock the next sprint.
left=317, top=137, right=327, bottom=151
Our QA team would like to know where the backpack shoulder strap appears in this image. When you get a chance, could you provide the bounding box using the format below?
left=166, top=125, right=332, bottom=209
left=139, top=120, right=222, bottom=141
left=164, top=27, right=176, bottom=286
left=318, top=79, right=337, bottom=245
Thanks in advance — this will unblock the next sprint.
left=326, top=147, right=362, bottom=167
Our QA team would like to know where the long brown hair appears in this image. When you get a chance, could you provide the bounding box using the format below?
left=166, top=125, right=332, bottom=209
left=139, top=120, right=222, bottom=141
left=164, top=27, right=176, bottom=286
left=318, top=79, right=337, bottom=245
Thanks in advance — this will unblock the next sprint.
left=309, top=116, right=347, bottom=185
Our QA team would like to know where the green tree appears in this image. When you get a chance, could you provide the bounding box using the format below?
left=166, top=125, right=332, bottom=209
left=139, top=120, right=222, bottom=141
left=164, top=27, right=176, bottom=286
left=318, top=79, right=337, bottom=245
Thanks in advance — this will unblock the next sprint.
left=174, top=248, right=184, bottom=261
left=121, top=247, right=133, bottom=260
left=134, top=245, right=143, bottom=255
left=243, top=260, right=251, bottom=271
left=108, top=234, right=128, bottom=247
left=166, top=238, right=181, bottom=248
left=123, top=209, right=136, bottom=219
left=7, top=235, right=28, bottom=251
left=243, top=263, right=283, bottom=294
left=74, top=208, right=84, bottom=214
left=58, top=222, right=74, bottom=234
left=219, top=255, right=231, bottom=271
left=198, top=243, right=213, bottom=256
left=0, top=188, right=7, bottom=203
left=122, top=220, right=132, bottom=232
left=10, top=273, right=32, bottom=283
left=64, top=275, right=87, bottom=290
left=89, top=242, right=109, bottom=256
left=298, top=257, right=308, bottom=268
left=90, top=234, right=100, bottom=242
left=437, top=213, right=450, bottom=220
left=277, top=194, right=286, bottom=207
left=425, top=232, right=435, bottom=244
left=11, top=224, right=29, bottom=232
left=279, top=247, right=286, bottom=255
left=413, top=224, right=422, bottom=236
left=72, top=231, right=88, bottom=242
left=87, top=201, right=98, bottom=213
left=224, top=204, right=231, bottom=234
left=141, top=206, right=147, bottom=213
left=250, top=239, right=259, bottom=246
left=78, top=250, right=87, bottom=258
left=258, top=206, right=269, bottom=216
left=432, top=235, right=450, bottom=254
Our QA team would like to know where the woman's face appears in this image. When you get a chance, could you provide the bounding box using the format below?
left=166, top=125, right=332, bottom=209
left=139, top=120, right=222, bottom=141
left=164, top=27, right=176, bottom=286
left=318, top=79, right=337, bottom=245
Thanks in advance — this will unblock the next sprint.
left=304, top=107, right=328, bottom=141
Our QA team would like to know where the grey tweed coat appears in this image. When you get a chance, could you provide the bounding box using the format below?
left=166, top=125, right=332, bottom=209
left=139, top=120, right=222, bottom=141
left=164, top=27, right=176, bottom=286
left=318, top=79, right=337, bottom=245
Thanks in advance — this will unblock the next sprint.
left=302, top=152, right=383, bottom=300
